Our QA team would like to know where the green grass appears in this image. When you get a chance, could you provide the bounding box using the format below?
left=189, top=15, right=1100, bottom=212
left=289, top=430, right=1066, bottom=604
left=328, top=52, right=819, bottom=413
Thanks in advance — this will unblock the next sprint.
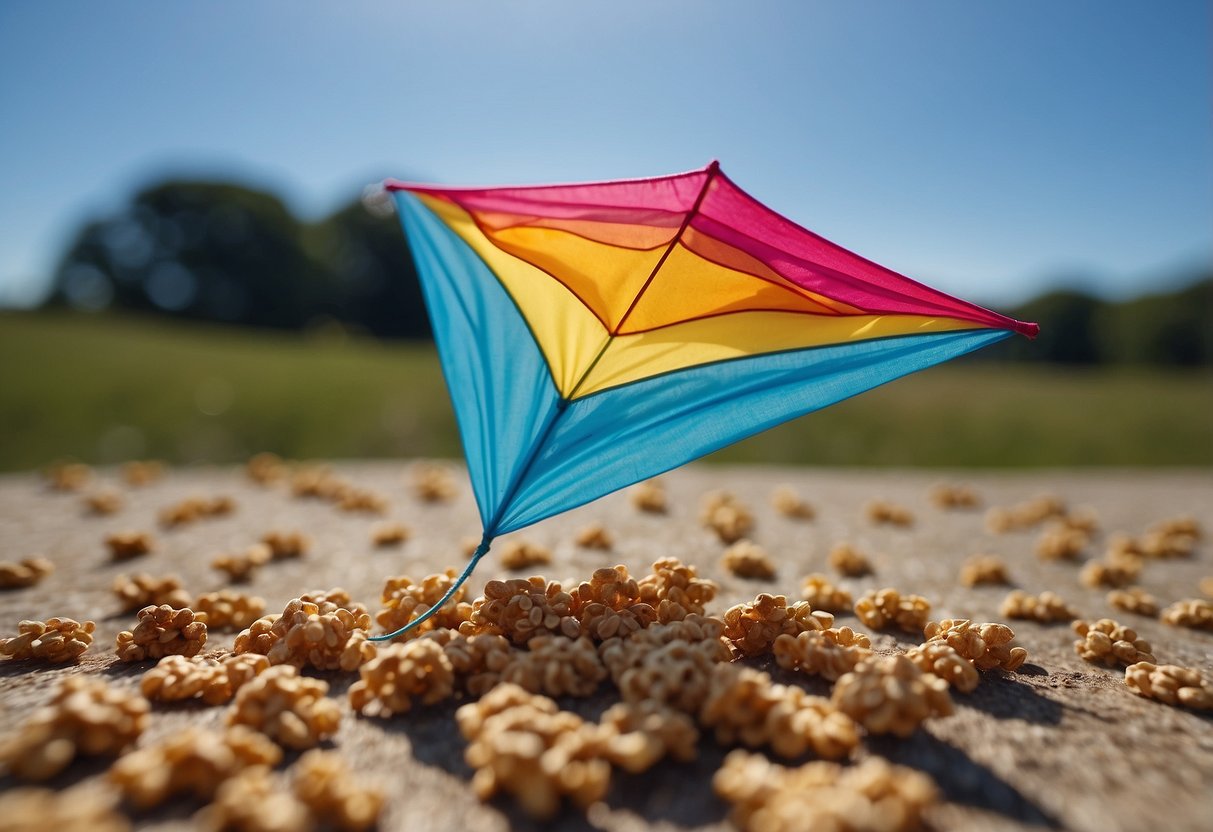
left=2, top=311, right=1210, bottom=472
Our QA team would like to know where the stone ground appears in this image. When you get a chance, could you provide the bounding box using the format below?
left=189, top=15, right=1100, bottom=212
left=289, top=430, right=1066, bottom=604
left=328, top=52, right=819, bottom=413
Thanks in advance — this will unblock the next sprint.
left=1, top=462, right=1211, bottom=831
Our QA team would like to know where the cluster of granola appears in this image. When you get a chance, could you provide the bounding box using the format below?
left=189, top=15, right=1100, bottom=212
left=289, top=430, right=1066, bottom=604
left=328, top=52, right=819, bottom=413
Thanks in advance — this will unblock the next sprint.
left=0, top=787, right=129, bottom=832
left=1124, top=662, right=1212, bottom=710
left=227, top=665, right=341, bottom=750
left=246, top=452, right=290, bottom=485
left=630, top=479, right=668, bottom=514
left=773, top=627, right=873, bottom=681
left=261, top=530, right=310, bottom=559
left=0, top=556, right=54, bottom=589
left=770, top=485, right=815, bottom=519
left=44, top=461, right=93, bottom=492
left=714, top=751, right=939, bottom=832
left=923, top=619, right=1028, bottom=672
left=721, top=539, right=777, bottom=579
left=195, top=765, right=311, bottom=832
left=905, top=641, right=981, bottom=693
left=108, top=726, right=281, bottom=808
left=84, top=490, right=124, bottom=516
left=853, top=588, right=931, bottom=634
left=958, top=554, right=1010, bottom=587
left=570, top=565, right=656, bottom=640
left=1106, top=587, right=1159, bottom=617
left=1000, top=590, right=1078, bottom=623
left=499, top=634, right=607, bottom=697
left=929, top=482, right=981, bottom=509
left=0, top=617, right=95, bottom=663
left=985, top=494, right=1067, bottom=533
left=1160, top=598, right=1213, bottom=631
left=1072, top=618, right=1155, bottom=666
left=800, top=573, right=853, bottom=612
left=412, top=463, right=458, bottom=503
left=637, top=557, right=718, bottom=622
left=375, top=570, right=472, bottom=640
left=864, top=499, right=914, bottom=527
left=141, top=653, right=269, bottom=705
left=701, top=491, right=755, bottom=543
left=460, top=576, right=580, bottom=643
left=831, top=655, right=952, bottom=737
left=159, top=495, right=235, bottom=528
left=349, top=639, right=455, bottom=716
left=573, top=522, right=613, bottom=550
left=370, top=521, right=410, bottom=547
left=435, top=630, right=515, bottom=696
left=598, top=700, right=699, bottom=772
left=106, top=530, right=155, bottom=560
left=112, top=572, right=190, bottom=611
left=722, top=593, right=834, bottom=656
left=194, top=589, right=267, bottom=631
left=828, top=542, right=874, bottom=577
left=115, top=605, right=207, bottom=662
left=121, top=459, right=165, bottom=486
left=0, top=677, right=148, bottom=780
left=235, top=593, right=374, bottom=672
left=1080, top=557, right=1140, bottom=589
left=211, top=544, right=271, bottom=583
left=499, top=539, right=553, bottom=570
left=1034, top=524, right=1090, bottom=561
left=599, top=616, right=732, bottom=713
left=292, top=750, right=385, bottom=831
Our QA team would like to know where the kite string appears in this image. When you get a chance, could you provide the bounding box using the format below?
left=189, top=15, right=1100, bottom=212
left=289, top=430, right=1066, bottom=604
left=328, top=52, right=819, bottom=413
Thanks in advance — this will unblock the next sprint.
left=367, top=535, right=492, bottom=642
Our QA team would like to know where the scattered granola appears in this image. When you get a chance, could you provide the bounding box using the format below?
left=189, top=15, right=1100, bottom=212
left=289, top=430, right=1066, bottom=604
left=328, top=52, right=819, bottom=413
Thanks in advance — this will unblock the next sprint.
left=335, top=486, right=388, bottom=515
left=112, top=573, right=190, bottom=612
left=0, top=786, right=130, bottom=832
left=0, top=677, right=148, bottom=780
left=227, top=665, right=342, bottom=750
left=499, top=539, right=553, bottom=570
left=159, top=496, right=234, bottom=528
left=701, top=491, right=755, bottom=543
left=985, top=494, right=1066, bottom=533
left=195, top=765, right=311, bottom=832
left=720, top=539, right=776, bottom=580
left=499, top=635, right=607, bottom=697
left=865, top=499, right=914, bottom=527
left=723, top=593, right=834, bottom=657
left=121, top=459, right=165, bottom=487
left=929, top=482, right=981, bottom=509
left=1000, top=589, right=1078, bottom=623
left=1106, top=587, right=1159, bottom=617
left=923, top=619, right=1028, bottom=672
left=1125, top=662, right=1213, bottom=711
left=246, top=452, right=290, bottom=485
left=106, top=530, right=154, bottom=560
left=831, top=655, right=952, bottom=736
left=959, top=554, right=1011, bottom=587
left=828, top=542, right=873, bottom=578
left=0, top=556, right=54, bottom=590
left=1160, top=598, right=1213, bottom=631
left=194, top=589, right=267, bottom=631
left=770, top=485, right=815, bottom=519
left=1072, top=618, right=1155, bottom=666
left=905, top=641, right=981, bottom=692
left=115, top=605, right=207, bottom=662
left=412, top=463, right=458, bottom=503
left=211, top=544, right=272, bottom=583
left=460, top=576, right=579, bottom=644
left=45, top=461, right=92, bottom=492
left=141, top=653, right=269, bottom=706
left=109, top=726, right=281, bottom=808
left=1035, top=523, right=1089, bottom=561
left=574, top=522, right=614, bottom=550
left=261, top=530, right=310, bottom=559
left=1080, top=557, right=1140, bottom=589
left=292, top=750, right=385, bottom=832
left=1138, top=516, right=1201, bottom=558
left=370, top=521, right=410, bottom=547
left=84, top=490, right=124, bottom=516
left=853, top=588, right=931, bottom=634
left=637, top=557, right=718, bottom=622
left=599, top=700, right=699, bottom=772
left=569, top=564, right=656, bottom=641
left=1202, top=576, right=1213, bottom=598
left=630, top=479, right=668, bottom=514
left=349, top=639, right=455, bottom=717
left=600, top=616, right=732, bottom=713
left=773, top=627, right=873, bottom=681
left=436, top=631, right=515, bottom=696
left=375, top=570, right=472, bottom=640
left=0, top=617, right=95, bottom=663
left=800, top=573, right=853, bottom=612
left=235, top=593, right=374, bottom=671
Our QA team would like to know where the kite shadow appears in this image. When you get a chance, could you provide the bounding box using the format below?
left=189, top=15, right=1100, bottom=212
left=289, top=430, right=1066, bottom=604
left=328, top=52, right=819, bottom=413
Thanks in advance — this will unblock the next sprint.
left=958, top=673, right=1064, bottom=725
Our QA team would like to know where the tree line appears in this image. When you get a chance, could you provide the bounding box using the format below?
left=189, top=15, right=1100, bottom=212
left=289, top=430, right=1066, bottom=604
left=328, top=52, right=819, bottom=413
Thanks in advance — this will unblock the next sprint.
left=47, top=179, right=1211, bottom=365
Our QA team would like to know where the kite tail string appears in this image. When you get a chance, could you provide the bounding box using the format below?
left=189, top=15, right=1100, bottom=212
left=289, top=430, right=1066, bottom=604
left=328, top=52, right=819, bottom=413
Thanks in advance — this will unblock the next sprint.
left=368, top=534, right=492, bottom=642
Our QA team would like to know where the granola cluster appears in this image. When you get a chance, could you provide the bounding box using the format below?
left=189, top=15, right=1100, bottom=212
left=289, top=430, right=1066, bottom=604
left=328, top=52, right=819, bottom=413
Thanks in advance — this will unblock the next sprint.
left=864, top=499, right=914, bottom=527
left=121, top=459, right=165, bottom=486
left=499, top=539, right=553, bottom=570
left=106, top=530, right=155, bottom=560
left=1000, top=590, right=1078, bottom=623
left=412, top=463, right=458, bottom=503
left=701, top=490, right=755, bottom=543
left=349, top=638, right=455, bottom=717
left=1034, top=524, right=1089, bottom=561
left=460, top=576, right=579, bottom=643
left=958, top=554, right=1010, bottom=587
left=905, top=641, right=981, bottom=693
left=637, top=557, right=718, bottom=622
left=108, top=726, right=281, bottom=808
left=235, top=592, right=374, bottom=671
left=985, top=494, right=1067, bottom=533
left=211, top=543, right=271, bottom=583
left=112, top=573, right=190, bottom=612
left=1106, top=586, right=1159, bottom=617
left=246, top=452, right=290, bottom=485
left=499, top=635, right=607, bottom=698
left=829, top=542, right=874, bottom=577
left=929, top=482, right=981, bottom=509
left=0, top=787, right=129, bottom=832
left=44, top=461, right=92, bottom=492
left=1072, top=618, right=1155, bottom=666
left=194, top=589, right=267, bottom=631
left=630, top=479, right=668, bottom=514
left=923, top=619, right=1028, bottom=672
left=1079, top=558, right=1140, bottom=589
left=770, top=485, right=815, bottom=519
left=159, top=495, right=235, bottom=528
left=853, top=588, right=931, bottom=634
left=800, top=573, right=853, bottom=612
left=0, top=677, right=148, bottom=780
left=570, top=565, right=656, bottom=640
left=84, top=490, right=124, bottom=516
left=0, top=617, right=95, bottom=663
left=370, top=521, right=410, bottom=547
left=115, top=605, right=207, bottom=662
left=292, top=750, right=386, bottom=831
left=831, top=655, right=952, bottom=737
left=375, top=570, right=472, bottom=640
left=1124, top=662, right=1213, bottom=710
left=1160, top=598, right=1213, bottom=631
left=723, top=593, right=834, bottom=657
left=0, top=556, right=54, bottom=589
left=196, top=766, right=311, bottom=832
left=773, top=627, right=874, bottom=682
left=141, top=653, right=269, bottom=705
left=599, top=615, right=732, bottom=713
left=573, top=522, right=613, bottom=550
left=261, top=530, right=310, bottom=559
left=721, top=539, right=777, bottom=580
left=227, top=665, right=341, bottom=750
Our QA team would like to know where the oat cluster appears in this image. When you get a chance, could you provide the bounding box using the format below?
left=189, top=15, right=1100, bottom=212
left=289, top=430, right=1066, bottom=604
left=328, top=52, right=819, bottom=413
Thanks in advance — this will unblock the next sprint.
left=335, top=486, right=389, bottom=514
left=929, top=482, right=981, bottom=509
left=106, top=530, right=154, bottom=560
left=376, top=570, right=472, bottom=640
left=905, top=641, right=981, bottom=693
left=499, top=539, right=553, bottom=570
left=412, top=463, right=458, bottom=502
left=292, top=749, right=385, bottom=832
left=116, top=604, right=207, bottom=662
left=0, top=556, right=54, bottom=589
left=720, top=539, right=776, bottom=580
left=1080, top=557, right=1140, bottom=589
left=349, top=638, right=455, bottom=717
left=1000, top=589, right=1078, bottom=623
left=121, top=459, right=165, bottom=486
left=800, top=573, right=853, bottom=612
left=714, top=750, right=939, bottom=832
left=499, top=634, right=607, bottom=697
left=0, top=786, right=130, bottom=832
left=456, top=684, right=612, bottom=820
left=1131, top=516, right=1202, bottom=559
left=923, top=619, right=1028, bottom=672
left=636, top=556, right=718, bottom=622
left=1072, top=618, right=1155, bottom=666
left=958, top=554, right=1010, bottom=587
left=261, top=529, right=310, bottom=559
left=598, top=700, right=699, bottom=772
left=701, top=490, right=755, bottom=543
left=570, top=564, right=656, bottom=640
left=854, top=588, right=931, bottom=634
left=246, top=452, right=290, bottom=484
left=829, top=542, right=874, bottom=577
left=159, top=495, right=235, bottom=528
left=1160, top=598, right=1213, bottom=631
left=771, top=485, right=815, bottom=519
left=723, top=593, right=834, bottom=656
left=630, top=479, right=668, bottom=513
left=109, top=726, right=281, bottom=808
left=773, top=627, right=874, bottom=682
left=84, top=490, right=124, bottom=515
left=141, top=653, right=269, bottom=705
left=227, top=665, right=341, bottom=750
left=573, top=521, right=613, bottom=550
left=1124, top=662, right=1213, bottom=711
left=45, top=461, right=93, bottom=491
left=599, top=615, right=732, bottom=713
left=1106, top=586, right=1159, bottom=617
left=112, top=572, right=190, bottom=611
left=831, top=655, right=953, bottom=737
left=290, top=465, right=348, bottom=499
left=436, top=630, right=515, bottom=696
left=700, top=664, right=860, bottom=759
left=1203, top=576, right=1213, bottom=598
left=1034, top=523, right=1089, bottom=561
left=194, top=589, right=267, bottom=631
left=0, top=617, right=95, bottom=663
left=211, top=543, right=271, bottom=583
left=235, top=593, right=374, bottom=671
left=985, top=494, right=1066, bottom=533
left=864, top=499, right=914, bottom=527
left=196, top=765, right=311, bottom=832
left=0, top=677, right=148, bottom=780
left=462, top=576, right=579, bottom=643
left=370, top=521, right=410, bottom=547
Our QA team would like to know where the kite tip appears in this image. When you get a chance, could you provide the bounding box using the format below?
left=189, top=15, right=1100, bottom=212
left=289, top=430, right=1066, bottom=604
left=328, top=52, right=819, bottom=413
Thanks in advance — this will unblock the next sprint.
left=1017, top=320, right=1041, bottom=340
left=362, top=182, right=396, bottom=217
left=705, top=159, right=722, bottom=173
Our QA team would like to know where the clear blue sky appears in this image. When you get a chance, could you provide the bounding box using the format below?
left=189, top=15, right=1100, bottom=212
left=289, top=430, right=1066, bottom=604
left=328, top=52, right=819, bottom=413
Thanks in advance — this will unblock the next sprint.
left=1, top=0, right=1209, bottom=308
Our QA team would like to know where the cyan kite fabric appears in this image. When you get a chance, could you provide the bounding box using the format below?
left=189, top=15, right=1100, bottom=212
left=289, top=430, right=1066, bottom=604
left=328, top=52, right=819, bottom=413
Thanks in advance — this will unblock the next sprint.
left=374, top=161, right=1037, bottom=639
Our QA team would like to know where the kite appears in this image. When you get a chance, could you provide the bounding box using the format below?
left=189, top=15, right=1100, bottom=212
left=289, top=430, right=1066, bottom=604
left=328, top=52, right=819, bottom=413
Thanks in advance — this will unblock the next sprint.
left=371, top=160, right=1037, bottom=641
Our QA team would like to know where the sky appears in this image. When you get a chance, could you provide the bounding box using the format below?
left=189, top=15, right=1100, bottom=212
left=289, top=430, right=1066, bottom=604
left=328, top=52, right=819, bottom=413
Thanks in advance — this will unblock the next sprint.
left=0, top=0, right=1209, bottom=308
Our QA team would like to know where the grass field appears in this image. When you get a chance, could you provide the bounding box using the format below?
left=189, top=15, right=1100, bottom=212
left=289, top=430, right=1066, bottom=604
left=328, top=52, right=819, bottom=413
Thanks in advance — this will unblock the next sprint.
left=1, top=311, right=1210, bottom=472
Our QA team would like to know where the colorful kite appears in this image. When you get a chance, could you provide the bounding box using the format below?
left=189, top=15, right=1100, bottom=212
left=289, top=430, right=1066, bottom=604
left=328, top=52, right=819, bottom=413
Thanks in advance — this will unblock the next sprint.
left=373, top=161, right=1037, bottom=640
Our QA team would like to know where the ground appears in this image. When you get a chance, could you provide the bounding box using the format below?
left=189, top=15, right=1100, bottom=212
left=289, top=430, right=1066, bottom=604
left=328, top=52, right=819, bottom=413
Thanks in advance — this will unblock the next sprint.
left=1, top=462, right=1211, bottom=831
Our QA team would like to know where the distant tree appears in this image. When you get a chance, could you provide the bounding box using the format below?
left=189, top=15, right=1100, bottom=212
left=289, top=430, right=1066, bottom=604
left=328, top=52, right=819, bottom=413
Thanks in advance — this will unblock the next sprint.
left=1094, top=276, right=1212, bottom=366
left=999, top=289, right=1105, bottom=364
